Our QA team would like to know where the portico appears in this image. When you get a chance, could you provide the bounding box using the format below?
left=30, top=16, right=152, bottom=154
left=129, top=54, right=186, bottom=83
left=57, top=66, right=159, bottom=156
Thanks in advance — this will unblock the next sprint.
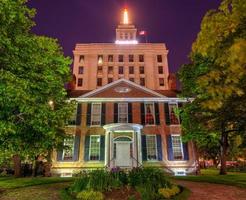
left=103, top=123, right=143, bottom=168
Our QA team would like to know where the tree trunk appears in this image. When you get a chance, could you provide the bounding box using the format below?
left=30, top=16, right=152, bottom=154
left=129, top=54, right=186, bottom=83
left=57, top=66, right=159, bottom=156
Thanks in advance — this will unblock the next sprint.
left=220, top=130, right=228, bottom=175
left=12, top=154, right=21, bottom=177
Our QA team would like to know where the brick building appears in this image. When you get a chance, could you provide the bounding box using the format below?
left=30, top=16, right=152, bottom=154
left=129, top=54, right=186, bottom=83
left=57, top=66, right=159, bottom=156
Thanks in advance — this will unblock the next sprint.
left=52, top=9, right=196, bottom=176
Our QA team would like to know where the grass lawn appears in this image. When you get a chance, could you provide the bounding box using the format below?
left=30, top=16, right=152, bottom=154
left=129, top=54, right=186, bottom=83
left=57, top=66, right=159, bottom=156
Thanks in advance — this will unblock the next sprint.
left=173, top=168, right=246, bottom=188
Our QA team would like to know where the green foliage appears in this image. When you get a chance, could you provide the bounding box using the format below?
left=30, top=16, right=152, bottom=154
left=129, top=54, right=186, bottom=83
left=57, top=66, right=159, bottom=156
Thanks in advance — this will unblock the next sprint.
left=158, top=185, right=180, bottom=199
left=76, top=190, right=104, bottom=200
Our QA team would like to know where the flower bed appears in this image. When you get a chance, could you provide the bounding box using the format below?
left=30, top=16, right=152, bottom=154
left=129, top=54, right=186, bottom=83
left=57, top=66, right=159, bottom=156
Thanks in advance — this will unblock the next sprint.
left=67, top=167, right=182, bottom=200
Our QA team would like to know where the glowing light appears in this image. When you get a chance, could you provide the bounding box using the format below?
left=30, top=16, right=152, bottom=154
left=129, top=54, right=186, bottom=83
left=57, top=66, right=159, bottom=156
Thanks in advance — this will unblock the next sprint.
left=98, top=57, right=103, bottom=65
left=115, top=40, right=138, bottom=44
left=123, top=9, right=129, bottom=24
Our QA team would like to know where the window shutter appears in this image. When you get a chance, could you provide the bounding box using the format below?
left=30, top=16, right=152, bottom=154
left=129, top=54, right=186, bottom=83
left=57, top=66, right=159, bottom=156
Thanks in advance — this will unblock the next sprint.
left=73, top=134, right=81, bottom=161
left=141, top=135, right=147, bottom=161
left=86, top=103, right=91, bottom=126
left=128, top=103, right=132, bottom=123
left=57, top=150, right=63, bottom=161
left=84, top=136, right=90, bottom=161
left=178, top=102, right=183, bottom=124
left=140, top=103, right=145, bottom=125
left=167, top=135, right=174, bottom=160
left=100, top=135, right=105, bottom=161
left=76, top=103, right=82, bottom=125
left=182, top=142, right=189, bottom=161
left=164, top=103, right=170, bottom=125
left=154, top=103, right=160, bottom=125
left=101, top=103, right=106, bottom=125
left=114, top=103, right=118, bottom=123
left=156, top=135, right=163, bottom=161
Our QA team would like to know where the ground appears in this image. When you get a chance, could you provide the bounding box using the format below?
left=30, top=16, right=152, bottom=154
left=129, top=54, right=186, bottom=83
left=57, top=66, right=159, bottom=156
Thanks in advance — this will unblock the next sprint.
left=0, top=169, right=246, bottom=200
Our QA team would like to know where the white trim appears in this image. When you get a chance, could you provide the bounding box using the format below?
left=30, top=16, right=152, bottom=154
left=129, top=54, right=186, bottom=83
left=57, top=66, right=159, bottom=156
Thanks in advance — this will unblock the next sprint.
left=171, top=134, right=184, bottom=161
left=71, top=97, right=193, bottom=103
left=118, top=103, right=128, bottom=123
left=62, top=135, right=75, bottom=161
left=146, top=135, right=158, bottom=161
left=144, top=102, right=156, bottom=125
left=79, top=78, right=165, bottom=98
left=90, top=103, right=102, bottom=127
left=89, top=135, right=101, bottom=161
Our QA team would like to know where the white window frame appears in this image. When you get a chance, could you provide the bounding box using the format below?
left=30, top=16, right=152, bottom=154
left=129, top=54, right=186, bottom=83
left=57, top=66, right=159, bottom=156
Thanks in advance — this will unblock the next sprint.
left=118, top=103, right=128, bottom=123
left=90, top=103, right=102, bottom=126
left=89, top=135, right=101, bottom=161
left=146, top=135, right=158, bottom=161
left=171, top=134, right=184, bottom=160
left=62, top=136, right=75, bottom=161
left=169, top=103, right=180, bottom=125
left=144, top=102, right=155, bottom=125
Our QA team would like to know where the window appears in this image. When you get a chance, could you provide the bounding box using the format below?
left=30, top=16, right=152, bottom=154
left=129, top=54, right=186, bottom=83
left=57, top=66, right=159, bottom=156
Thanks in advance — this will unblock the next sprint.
left=97, top=66, right=103, bottom=74
left=129, top=55, right=134, bottom=62
left=171, top=135, right=183, bottom=160
left=91, top=103, right=101, bottom=126
left=158, top=66, right=164, bottom=74
left=79, top=55, right=84, bottom=63
left=129, top=78, right=134, bottom=82
left=140, top=78, right=145, bottom=86
left=108, top=78, right=113, bottom=83
left=67, top=106, right=77, bottom=125
left=157, top=55, right=162, bottom=63
left=146, top=135, right=157, bottom=160
left=89, top=135, right=100, bottom=160
left=139, top=66, right=145, bottom=74
left=108, top=55, right=113, bottom=62
left=78, top=66, right=84, bottom=74
left=129, top=66, right=134, bottom=74
left=97, top=78, right=102, bottom=87
left=139, top=55, right=144, bottom=62
left=169, top=104, right=179, bottom=125
left=145, top=103, right=155, bottom=125
left=98, top=55, right=103, bottom=65
left=118, top=66, right=124, bottom=74
left=108, top=66, right=113, bottom=74
left=118, top=103, right=128, bottom=123
left=159, top=78, right=164, bottom=86
left=78, top=78, right=83, bottom=87
left=62, top=137, right=75, bottom=161
left=118, top=55, right=124, bottom=62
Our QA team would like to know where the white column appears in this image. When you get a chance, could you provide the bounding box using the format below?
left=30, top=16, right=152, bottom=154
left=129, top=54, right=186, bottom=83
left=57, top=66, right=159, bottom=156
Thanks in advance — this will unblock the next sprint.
left=105, top=131, right=109, bottom=167
left=137, top=129, right=142, bottom=165
left=109, top=131, right=113, bottom=168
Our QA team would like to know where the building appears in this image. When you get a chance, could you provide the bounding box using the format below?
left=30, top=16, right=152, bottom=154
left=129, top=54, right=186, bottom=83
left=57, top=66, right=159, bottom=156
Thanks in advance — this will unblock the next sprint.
left=51, top=9, right=196, bottom=176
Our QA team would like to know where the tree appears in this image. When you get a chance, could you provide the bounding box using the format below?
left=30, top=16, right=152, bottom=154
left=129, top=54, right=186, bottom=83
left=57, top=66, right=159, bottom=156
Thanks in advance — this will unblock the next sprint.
left=178, top=0, right=246, bottom=175
left=0, top=0, right=74, bottom=176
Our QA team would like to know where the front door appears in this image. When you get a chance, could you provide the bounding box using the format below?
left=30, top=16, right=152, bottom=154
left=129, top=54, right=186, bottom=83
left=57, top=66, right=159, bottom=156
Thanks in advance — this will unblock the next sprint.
left=115, top=142, right=131, bottom=167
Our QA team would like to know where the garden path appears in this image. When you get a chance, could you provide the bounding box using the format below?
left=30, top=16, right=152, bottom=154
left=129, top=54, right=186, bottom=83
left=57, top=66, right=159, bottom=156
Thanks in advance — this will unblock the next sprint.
left=176, top=180, right=246, bottom=200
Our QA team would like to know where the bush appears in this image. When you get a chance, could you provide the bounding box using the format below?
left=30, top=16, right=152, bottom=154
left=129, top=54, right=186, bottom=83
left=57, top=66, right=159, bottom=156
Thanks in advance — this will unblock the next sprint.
left=76, top=190, right=104, bottom=200
left=158, top=185, right=180, bottom=199
left=70, top=172, right=89, bottom=193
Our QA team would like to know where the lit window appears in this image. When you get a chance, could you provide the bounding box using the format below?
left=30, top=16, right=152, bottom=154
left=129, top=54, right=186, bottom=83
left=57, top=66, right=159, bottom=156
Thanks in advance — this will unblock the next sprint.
left=145, top=103, right=155, bottom=125
left=129, top=55, right=134, bottom=62
left=78, top=78, right=83, bottom=87
left=91, top=103, right=101, bottom=126
left=139, top=55, right=144, bottom=62
left=98, top=55, right=103, bottom=65
left=139, top=66, right=145, bottom=74
left=79, top=55, right=84, bottom=63
left=157, top=55, right=162, bottom=63
left=118, top=55, right=124, bottom=62
left=119, top=66, right=124, bottom=74
left=108, top=55, right=113, bottom=62
left=78, top=66, right=84, bottom=74
left=97, top=78, right=102, bottom=86
left=159, top=78, right=164, bottom=86
left=171, top=135, right=183, bottom=160
left=140, top=78, right=145, bottom=86
left=108, top=66, right=113, bottom=74
left=62, top=137, right=74, bottom=161
left=108, top=78, right=113, bottom=83
left=169, top=104, right=179, bottom=125
left=146, top=135, right=157, bottom=160
left=89, top=135, right=100, bottom=160
left=158, top=66, right=164, bottom=74
left=118, top=103, right=128, bottom=123
left=129, top=66, right=134, bottom=74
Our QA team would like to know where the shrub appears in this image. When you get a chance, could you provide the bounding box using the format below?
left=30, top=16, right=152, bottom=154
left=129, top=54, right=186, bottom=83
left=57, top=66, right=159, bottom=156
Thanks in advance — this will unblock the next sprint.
left=158, top=185, right=180, bottom=199
left=70, top=174, right=89, bottom=193
left=76, top=190, right=104, bottom=200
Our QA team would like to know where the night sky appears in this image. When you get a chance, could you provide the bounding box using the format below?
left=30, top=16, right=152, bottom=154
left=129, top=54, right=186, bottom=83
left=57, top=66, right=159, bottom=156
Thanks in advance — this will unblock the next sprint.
left=28, top=0, right=221, bottom=73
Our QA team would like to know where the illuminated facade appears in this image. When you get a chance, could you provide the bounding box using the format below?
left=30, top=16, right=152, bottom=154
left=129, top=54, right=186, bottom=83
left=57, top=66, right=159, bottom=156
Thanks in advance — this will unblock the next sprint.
left=51, top=9, right=196, bottom=176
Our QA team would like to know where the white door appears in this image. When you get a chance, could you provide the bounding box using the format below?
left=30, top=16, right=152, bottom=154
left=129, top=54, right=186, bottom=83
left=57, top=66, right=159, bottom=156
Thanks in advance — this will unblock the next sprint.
left=116, top=142, right=131, bottom=167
